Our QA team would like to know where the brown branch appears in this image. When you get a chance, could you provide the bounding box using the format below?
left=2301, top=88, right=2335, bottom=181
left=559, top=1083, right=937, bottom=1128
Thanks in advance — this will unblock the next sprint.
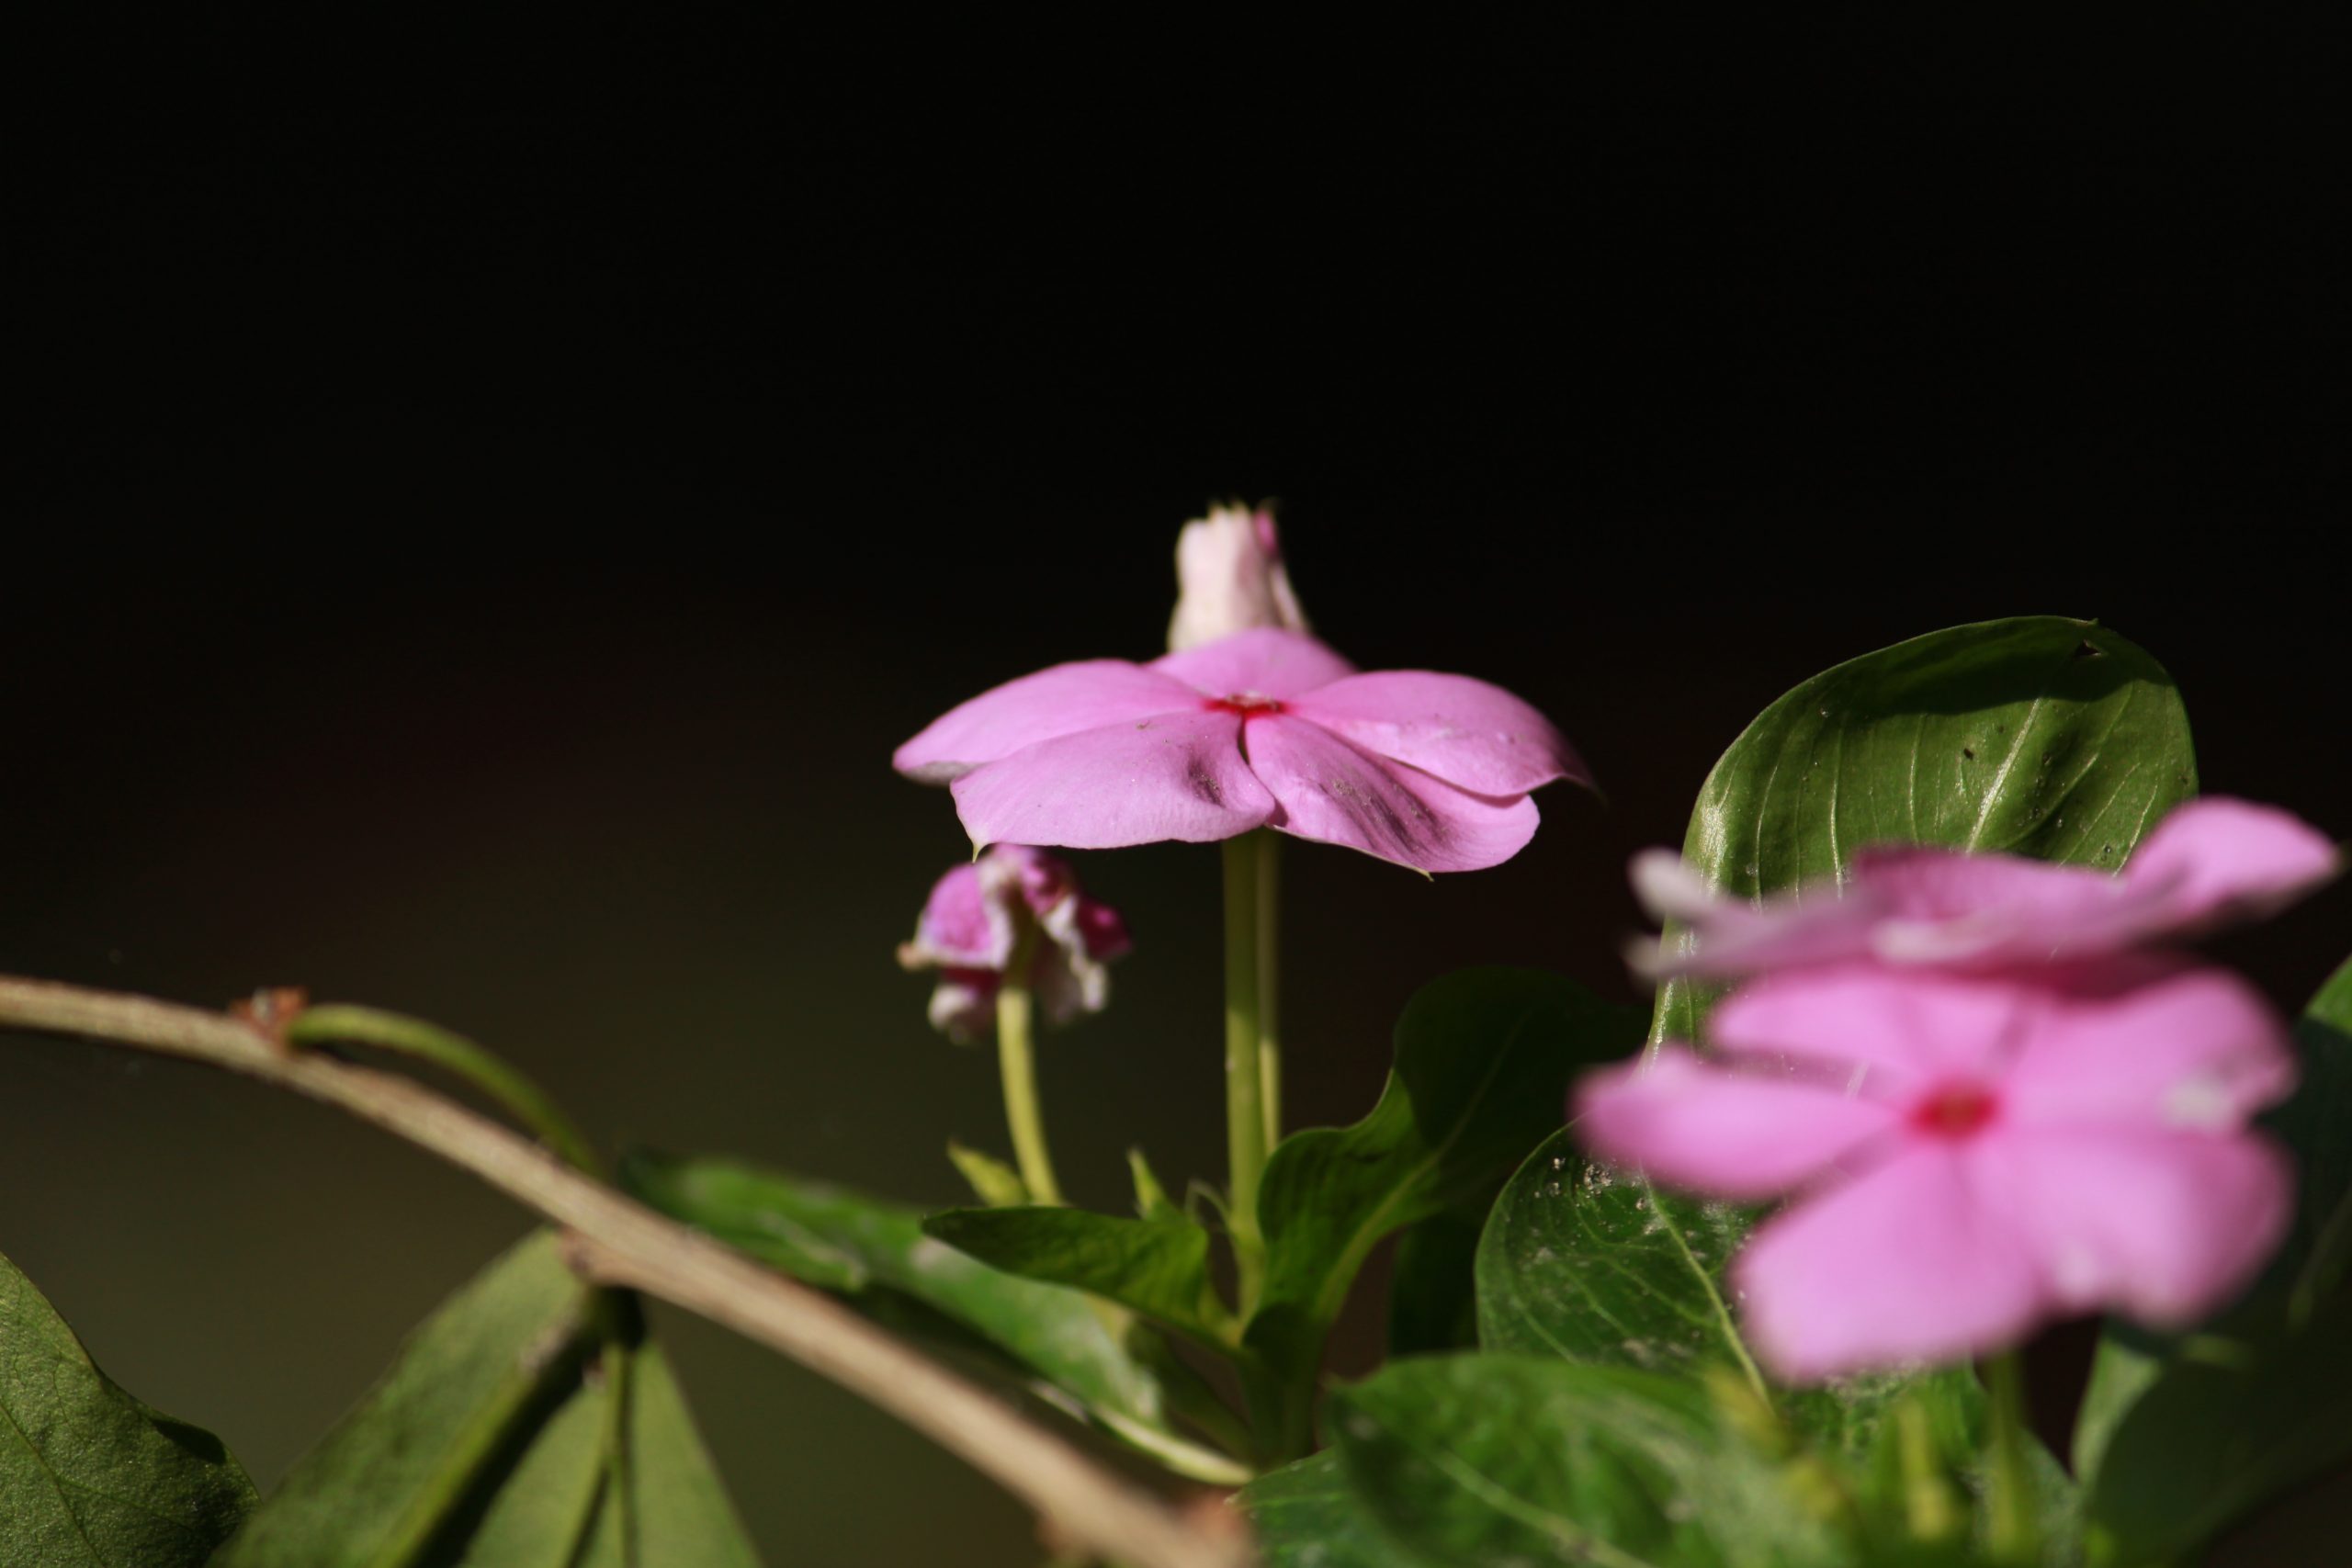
left=0, top=976, right=1254, bottom=1568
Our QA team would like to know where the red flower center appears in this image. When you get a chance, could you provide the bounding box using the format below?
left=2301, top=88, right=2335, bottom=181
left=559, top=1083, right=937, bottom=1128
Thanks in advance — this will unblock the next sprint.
left=1204, top=693, right=1285, bottom=719
left=1907, top=1082, right=2000, bottom=1138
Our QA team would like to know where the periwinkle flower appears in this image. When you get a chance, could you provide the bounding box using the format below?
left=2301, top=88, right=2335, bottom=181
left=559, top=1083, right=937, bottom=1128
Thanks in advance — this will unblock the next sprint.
left=897, top=845, right=1130, bottom=1042
left=893, top=627, right=1589, bottom=874
left=1576, top=955, right=2298, bottom=1381
left=1631, top=797, right=2337, bottom=979
left=1167, top=502, right=1309, bottom=652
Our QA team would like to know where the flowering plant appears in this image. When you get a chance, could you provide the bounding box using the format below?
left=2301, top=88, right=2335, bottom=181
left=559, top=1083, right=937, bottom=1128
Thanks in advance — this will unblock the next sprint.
left=0, top=509, right=2343, bottom=1568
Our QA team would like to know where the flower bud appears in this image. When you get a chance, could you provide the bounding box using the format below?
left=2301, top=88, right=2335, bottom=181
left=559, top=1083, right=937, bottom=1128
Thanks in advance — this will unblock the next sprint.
left=1167, top=502, right=1309, bottom=651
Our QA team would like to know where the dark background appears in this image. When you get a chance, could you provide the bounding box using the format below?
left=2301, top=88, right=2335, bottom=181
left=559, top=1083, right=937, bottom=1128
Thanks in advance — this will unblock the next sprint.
left=8, top=13, right=2346, bottom=1564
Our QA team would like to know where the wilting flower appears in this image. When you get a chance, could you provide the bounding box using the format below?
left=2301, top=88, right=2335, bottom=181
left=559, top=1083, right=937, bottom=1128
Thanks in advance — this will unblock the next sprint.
left=1576, top=956, right=2297, bottom=1381
left=893, top=627, right=1589, bottom=874
left=1631, top=797, right=2337, bottom=978
left=1167, top=502, right=1309, bottom=651
left=898, top=845, right=1131, bottom=1042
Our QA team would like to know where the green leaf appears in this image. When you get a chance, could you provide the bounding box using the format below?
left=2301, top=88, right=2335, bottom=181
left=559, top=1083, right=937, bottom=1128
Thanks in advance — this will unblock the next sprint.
left=210, top=1232, right=759, bottom=1568
left=1652, top=615, right=2195, bottom=1045
left=1385, top=1206, right=1487, bottom=1357
left=620, top=1152, right=1250, bottom=1483
left=2083, top=1294, right=2352, bottom=1566
left=2076, top=954, right=2352, bottom=1562
left=1238, top=1452, right=1421, bottom=1568
left=1128, top=1147, right=1181, bottom=1223
left=2269, top=953, right=2352, bottom=1315
left=1328, top=1353, right=1856, bottom=1567
left=0, top=1246, right=256, bottom=1568
left=1246, top=970, right=1645, bottom=1394
left=1477, top=1127, right=1757, bottom=1382
left=922, top=1207, right=1234, bottom=1348
left=945, top=1141, right=1029, bottom=1208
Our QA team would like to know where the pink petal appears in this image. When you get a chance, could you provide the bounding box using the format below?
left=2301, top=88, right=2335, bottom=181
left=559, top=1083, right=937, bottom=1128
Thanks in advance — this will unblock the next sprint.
left=1971, top=1125, right=2292, bottom=1325
left=1624, top=852, right=1889, bottom=978
left=894, top=661, right=1204, bottom=783
left=2000, top=960, right=2296, bottom=1131
left=927, top=969, right=1000, bottom=1043
left=906, top=863, right=1012, bottom=967
left=1148, top=627, right=1358, bottom=701
left=1284, top=671, right=1590, bottom=797
left=1736, top=1145, right=2044, bottom=1382
left=1854, top=846, right=2130, bottom=964
left=1574, top=1046, right=1899, bottom=1200
left=1710, top=963, right=2033, bottom=1094
left=2124, top=797, right=2341, bottom=933
left=1239, top=714, right=1540, bottom=873
left=947, top=710, right=1277, bottom=850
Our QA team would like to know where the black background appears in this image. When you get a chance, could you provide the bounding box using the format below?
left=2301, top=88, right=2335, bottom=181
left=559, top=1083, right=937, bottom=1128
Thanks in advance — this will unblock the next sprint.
left=9, top=12, right=2347, bottom=1563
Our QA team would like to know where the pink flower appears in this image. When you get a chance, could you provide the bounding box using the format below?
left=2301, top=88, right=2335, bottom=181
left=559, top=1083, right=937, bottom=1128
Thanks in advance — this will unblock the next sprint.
left=893, top=627, right=1590, bottom=874
left=1575, top=957, right=2298, bottom=1381
left=1631, top=797, right=2337, bottom=979
left=1167, top=502, right=1310, bottom=651
left=897, top=845, right=1132, bottom=1042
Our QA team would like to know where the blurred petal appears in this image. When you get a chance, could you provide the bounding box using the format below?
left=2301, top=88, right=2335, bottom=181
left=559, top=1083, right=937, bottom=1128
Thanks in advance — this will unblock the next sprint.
left=901, top=863, right=1012, bottom=968
left=1973, top=1125, right=2292, bottom=1324
left=2125, top=797, right=2341, bottom=932
left=894, top=661, right=1202, bottom=783
left=1855, top=846, right=2128, bottom=963
left=949, top=710, right=1276, bottom=849
left=927, top=970, right=999, bottom=1043
left=1575, top=1045, right=1898, bottom=1200
left=1241, top=714, right=1539, bottom=873
left=2003, top=960, right=2296, bottom=1130
left=1286, top=671, right=1589, bottom=797
left=1736, top=1146, right=2042, bottom=1382
left=1150, top=627, right=1357, bottom=700
left=1710, top=963, right=2032, bottom=1091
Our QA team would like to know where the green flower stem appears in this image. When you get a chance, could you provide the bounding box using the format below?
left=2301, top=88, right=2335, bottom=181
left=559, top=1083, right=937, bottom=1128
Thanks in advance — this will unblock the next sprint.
left=1985, top=1351, right=2041, bottom=1565
left=1222, top=834, right=1269, bottom=1309
left=287, top=1004, right=601, bottom=1178
left=1255, top=829, right=1282, bottom=1154
left=995, top=929, right=1066, bottom=1206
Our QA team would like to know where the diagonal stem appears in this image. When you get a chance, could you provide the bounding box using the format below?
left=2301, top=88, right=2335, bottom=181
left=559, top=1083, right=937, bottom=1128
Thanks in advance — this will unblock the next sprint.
left=0, top=975, right=1252, bottom=1568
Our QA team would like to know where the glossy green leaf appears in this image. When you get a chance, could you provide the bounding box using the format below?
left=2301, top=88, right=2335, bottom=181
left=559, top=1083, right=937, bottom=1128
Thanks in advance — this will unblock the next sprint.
left=1652, top=615, right=2194, bottom=1044
left=1246, top=969, right=1645, bottom=1393
left=1238, top=1452, right=1420, bottom=1568
left=211, top=1231, right=759, bottom=1568
left=922, top=1207, right=1233, bottom=1347
left=0, top=1246, right=256, bottom=1568
left=1329, top=1354, right=1855, bottom=1567
left=620, top=1152, right=1249, bottom=1483
left=1477, top=1127, right=1756, bottom=1381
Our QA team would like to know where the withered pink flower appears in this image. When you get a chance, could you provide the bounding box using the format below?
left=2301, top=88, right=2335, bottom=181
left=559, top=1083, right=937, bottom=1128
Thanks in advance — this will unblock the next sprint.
left=1631, top=797, right=2336, bottom=979
left=1167, top=502, right=1309, bottom=652
left=1575, top=956, right=2297, bottom=1381
left=894, top=628, right=1589, bottom=874
left=897, top=845, right=1131, bottom=1042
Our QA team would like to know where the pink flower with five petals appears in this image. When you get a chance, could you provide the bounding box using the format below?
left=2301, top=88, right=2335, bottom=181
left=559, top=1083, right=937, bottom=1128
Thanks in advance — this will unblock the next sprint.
left=1630, top=797, right=2337, bottom=979
left=894, top=627, right=1590, bottom=874
left=1575, top=956, right=2298, bottom=1381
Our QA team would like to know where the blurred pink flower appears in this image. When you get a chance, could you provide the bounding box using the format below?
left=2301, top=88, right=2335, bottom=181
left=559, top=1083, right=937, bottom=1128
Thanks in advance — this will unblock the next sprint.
left=897, top=845, right=1131, bottom=1042
left=893, top=627, right=1590, bottom=874
left=1630, top=797, right=2336, bottom=979
left=1575, top=957, right=2297, bottom=1381
left=1167, top=502, right=1309, bottom=651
